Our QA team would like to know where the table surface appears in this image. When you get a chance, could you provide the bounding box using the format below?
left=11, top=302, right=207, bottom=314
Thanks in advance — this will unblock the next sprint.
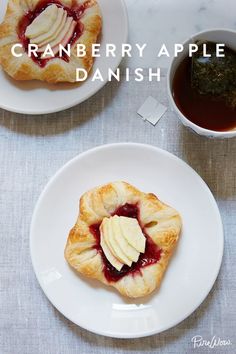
left=0, top=1, right=236, bottom=353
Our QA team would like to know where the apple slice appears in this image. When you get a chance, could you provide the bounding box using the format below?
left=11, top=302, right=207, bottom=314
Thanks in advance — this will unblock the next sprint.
left=33, top=8, right=66, bottom=46
left=100, top=216, right=147, bottom=271
left=100, top=222, right=123, bottom=271
left=50, top=20, right=76, bottom=55
left=112, top=216, right=140, bottom=262
left=119, top=216, right=146, bottom=253
left=104, top=218, right=132, bottom=267
left=48, top=16, right=73, bottom=49
left=25, top=4, right=58, bottom=39
left=37, top=16, right=73, bottom=53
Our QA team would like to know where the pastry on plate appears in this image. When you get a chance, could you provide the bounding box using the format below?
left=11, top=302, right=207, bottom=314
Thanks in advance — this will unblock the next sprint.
left=65, top=181, right=182, bottom=298
left=0, top=0, right=102, bottom=83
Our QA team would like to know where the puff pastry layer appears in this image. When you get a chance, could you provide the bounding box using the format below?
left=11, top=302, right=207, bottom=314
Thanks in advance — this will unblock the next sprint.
left=0, top=0, right=102, bottom=83
left=65, top=182, right=182, bottom=298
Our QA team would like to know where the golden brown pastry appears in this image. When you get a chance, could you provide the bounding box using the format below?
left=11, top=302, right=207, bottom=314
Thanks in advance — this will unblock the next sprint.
left=65, top=182, right=182, bottom=298
left=0, top=0, right=102, bottom=83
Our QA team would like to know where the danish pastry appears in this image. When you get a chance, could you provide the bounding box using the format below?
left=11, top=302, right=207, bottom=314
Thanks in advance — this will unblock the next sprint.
left=0, top=0, right=102, bottom=83
left=65, top=182, right=182, bottom=298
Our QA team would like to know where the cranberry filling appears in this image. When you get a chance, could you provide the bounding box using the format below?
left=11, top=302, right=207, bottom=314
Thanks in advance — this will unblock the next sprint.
left=114, top=203, right=139, bottom=219
left=18, top=0, right=90, bottom=67
left=89, top=203, right=162, bottom=283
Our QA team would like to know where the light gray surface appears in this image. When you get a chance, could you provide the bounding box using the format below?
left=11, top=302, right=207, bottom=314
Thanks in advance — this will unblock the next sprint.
left=1, top=0, right=236, bottom=353
left=0, top=70, right=236, bottom=354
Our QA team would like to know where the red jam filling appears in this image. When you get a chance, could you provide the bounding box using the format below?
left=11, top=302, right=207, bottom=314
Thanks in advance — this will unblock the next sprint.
left=18, top=0, right=90, bottom=67
left=90, top=203, right=162, bottom=283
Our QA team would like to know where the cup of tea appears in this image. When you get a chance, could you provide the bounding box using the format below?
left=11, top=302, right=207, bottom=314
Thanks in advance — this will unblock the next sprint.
left=167, top=29, right=236, bottom=138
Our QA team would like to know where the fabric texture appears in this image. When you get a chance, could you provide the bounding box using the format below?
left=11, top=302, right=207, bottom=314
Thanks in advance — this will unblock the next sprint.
left=0, top=68, right=235, bottom=354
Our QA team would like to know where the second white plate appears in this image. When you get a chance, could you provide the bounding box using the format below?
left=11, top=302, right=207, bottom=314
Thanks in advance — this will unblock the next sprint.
left=0, top=0, right=128, bottom=114
left=30, top=143, right=224, bottom=338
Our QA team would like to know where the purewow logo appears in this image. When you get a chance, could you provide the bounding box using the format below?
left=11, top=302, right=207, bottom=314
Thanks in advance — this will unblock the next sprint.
left=191, top=335, right=232, bottom=349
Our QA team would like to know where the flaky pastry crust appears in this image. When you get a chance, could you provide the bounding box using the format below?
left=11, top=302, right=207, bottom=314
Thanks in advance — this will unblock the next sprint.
left=65, top=182, right=182, bottom=298
left=0, top=0, right=102, bottom=83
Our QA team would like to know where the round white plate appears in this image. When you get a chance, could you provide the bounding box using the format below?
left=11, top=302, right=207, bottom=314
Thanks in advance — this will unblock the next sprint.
left=0, top=0, right=128, bottom=115
left=30, top=143, right=224, bottom=338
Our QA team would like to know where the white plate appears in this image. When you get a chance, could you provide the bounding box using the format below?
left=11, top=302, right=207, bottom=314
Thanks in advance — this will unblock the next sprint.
left=30, top=143, right=224, bottom=338
left=0, top=0, right=128, bottom=115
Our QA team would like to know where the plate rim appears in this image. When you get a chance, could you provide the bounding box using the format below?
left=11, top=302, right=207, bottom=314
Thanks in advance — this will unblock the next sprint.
left=0, top=0, right=128, bottom=115
left=30, top=142, right=224, bottom=338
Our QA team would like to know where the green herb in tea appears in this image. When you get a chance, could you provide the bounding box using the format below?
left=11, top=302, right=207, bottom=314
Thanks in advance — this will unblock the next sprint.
left=191, top=41, right=236, bottom=106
